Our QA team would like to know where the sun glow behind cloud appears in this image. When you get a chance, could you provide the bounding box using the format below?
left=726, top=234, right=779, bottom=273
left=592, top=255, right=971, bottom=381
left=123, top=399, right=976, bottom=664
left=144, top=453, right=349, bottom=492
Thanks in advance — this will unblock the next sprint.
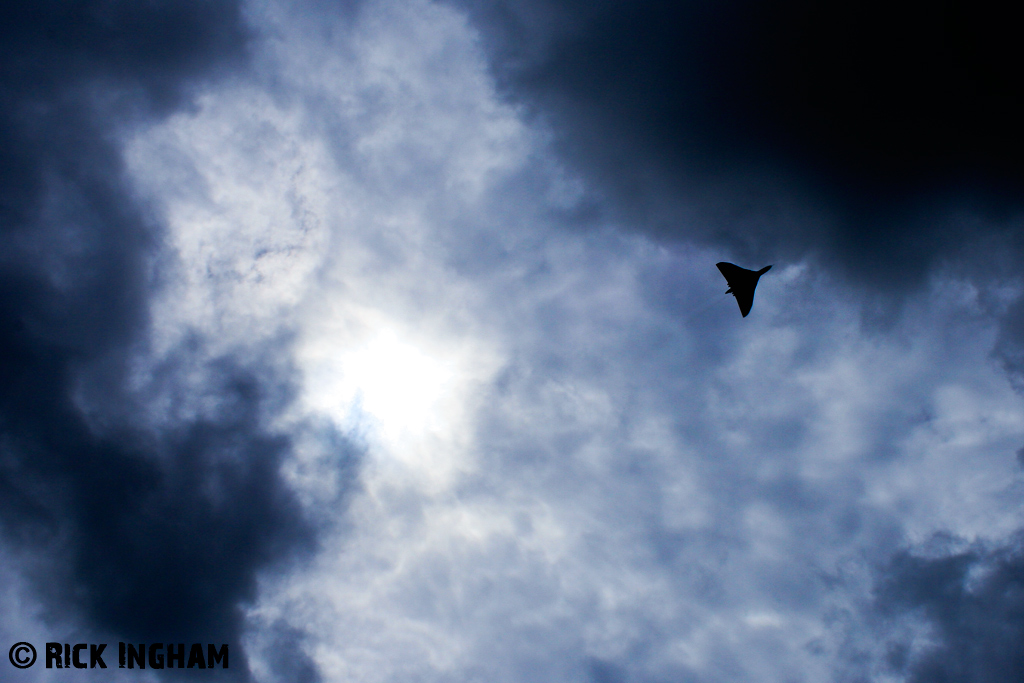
left=327, top=329, right=455, bottom=435
left=297, top=308, right=501, bottom=489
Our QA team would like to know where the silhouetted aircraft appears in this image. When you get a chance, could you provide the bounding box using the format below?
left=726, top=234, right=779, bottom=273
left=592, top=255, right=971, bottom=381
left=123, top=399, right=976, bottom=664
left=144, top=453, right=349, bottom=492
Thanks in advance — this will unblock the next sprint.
left=716, top=262, right=771, bottom=317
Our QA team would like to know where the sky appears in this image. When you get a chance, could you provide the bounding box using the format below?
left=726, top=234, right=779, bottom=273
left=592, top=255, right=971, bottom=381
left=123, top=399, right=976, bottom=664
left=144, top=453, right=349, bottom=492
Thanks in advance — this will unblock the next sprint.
left=1, top=1, right=1023, bottom=682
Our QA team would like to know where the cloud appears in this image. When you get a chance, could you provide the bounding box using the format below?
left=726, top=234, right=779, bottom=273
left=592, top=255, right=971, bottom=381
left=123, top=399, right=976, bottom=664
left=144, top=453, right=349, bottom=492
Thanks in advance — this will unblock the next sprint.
left=5, top=1, right=1024, bottom=681
left=143, top=2, right=1020, bottom=681
left=0, top=1, right=355, bottom=679
left=455, top=0, right=1024, bottom=292
left=875, top=533, right=1024, bottom=683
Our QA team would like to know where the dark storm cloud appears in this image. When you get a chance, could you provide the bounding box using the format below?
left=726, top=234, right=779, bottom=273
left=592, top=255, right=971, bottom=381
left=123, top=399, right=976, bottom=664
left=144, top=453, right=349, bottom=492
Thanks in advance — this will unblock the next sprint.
left=457, top=0, right=1024, bottom=291
left=0, top=1, right=342, bottom=677
left=256, top=621, right=323, bottom=683
left=875, top=534, right=1024, bottom=683
left=5, top=345, right=318, bottom=675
